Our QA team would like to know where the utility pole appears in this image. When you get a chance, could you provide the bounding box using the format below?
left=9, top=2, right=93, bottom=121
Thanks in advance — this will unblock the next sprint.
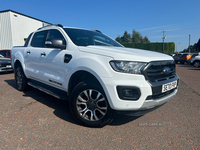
left=162, top=31, right=166, bottom=53
left=189, top=34, right=191, bottom=53
left=176, top=43, right=180, bottom=53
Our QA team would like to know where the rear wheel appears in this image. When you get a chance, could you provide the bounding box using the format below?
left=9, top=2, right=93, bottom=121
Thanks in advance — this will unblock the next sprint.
left=15, top=66, right=29, bottom=91
left=69, top=81, right=115, bottom=127
left=193, top=61, right=200, bottom=67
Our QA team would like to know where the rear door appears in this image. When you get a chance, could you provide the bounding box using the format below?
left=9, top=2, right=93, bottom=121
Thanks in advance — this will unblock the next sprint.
left=25, top=30, right=48, bottom=80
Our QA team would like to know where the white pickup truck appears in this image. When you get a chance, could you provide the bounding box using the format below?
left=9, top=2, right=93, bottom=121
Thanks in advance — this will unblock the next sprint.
left=11, top=24, right=179, bottom=127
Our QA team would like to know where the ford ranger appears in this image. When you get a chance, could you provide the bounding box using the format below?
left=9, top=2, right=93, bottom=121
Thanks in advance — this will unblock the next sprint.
left=11, top=24, right=179, bottom=127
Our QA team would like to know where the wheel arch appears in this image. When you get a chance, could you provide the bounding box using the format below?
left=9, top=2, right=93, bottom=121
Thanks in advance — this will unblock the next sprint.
left=14, top=59, right=22, bottom=70
left=193, top=60, right=200, bottom=63
left=14, top=59, right=27, bottom=74
left=13, top=51, right=26, bottom=76
left=68, top=70, right=102, bottom=95
left=67, top=70, right=114, bottom=108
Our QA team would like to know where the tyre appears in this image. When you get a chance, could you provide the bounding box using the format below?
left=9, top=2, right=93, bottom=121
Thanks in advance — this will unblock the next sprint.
left=15, top=66, right=29, bottom=91
left=193, top=61, right=200, bottom=68
left=69, top=81, right=115, bottom=127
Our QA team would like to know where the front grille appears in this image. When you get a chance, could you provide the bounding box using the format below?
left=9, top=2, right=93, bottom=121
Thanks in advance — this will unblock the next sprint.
left=142, top=60, right=176, bottom=82
left=0, top=63, right=10, bottom=67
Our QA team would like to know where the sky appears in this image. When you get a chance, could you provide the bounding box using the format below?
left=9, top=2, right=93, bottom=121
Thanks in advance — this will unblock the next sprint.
left=1, top=0, right=200, bottom=52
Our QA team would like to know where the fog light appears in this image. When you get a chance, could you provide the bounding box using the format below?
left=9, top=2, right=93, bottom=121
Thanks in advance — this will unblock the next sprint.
left=123, top=89, right=134, bottom=97
left=117, top=86, right=141, bottom=101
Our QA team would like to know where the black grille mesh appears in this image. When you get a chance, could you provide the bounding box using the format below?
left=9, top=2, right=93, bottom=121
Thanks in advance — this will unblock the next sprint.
left=142, top=61, right=176, bottom=82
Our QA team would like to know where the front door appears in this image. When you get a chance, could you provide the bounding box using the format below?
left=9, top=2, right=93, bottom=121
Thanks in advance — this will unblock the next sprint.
left=38, top=29, right=67, bottom=89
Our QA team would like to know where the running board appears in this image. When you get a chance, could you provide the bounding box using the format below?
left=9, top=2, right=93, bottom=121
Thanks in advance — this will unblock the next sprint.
left=27, top=80, right=68, bottom=100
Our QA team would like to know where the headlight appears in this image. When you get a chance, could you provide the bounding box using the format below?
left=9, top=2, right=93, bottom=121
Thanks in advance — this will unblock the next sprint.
left=109, top=61, right=147, bottom=74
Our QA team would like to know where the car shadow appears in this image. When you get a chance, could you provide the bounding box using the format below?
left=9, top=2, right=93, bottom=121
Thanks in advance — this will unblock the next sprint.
left=4, top=79, right=79, bottom=125
left=188, top=68, right=200, bottom=71
left=110, top=115, right=140, bottom=126
left=0, top=71, right=14, bottom=75
left=4, top=79, right=139, bottom=127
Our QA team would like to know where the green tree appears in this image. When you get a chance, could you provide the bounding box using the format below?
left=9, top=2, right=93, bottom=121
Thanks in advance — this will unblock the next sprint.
left=121, top=31, right=132, bottom=44
left=115, top=29, right=151, bottom=45
left=143, top=36, right=150, bottom=43
left=132, top=29, right=142, bottom=43
left=115, top=35, right=122, bottom=44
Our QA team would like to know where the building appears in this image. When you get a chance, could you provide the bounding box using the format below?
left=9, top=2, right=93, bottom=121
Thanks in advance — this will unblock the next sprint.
left=0, top=9, right=51, bottom=50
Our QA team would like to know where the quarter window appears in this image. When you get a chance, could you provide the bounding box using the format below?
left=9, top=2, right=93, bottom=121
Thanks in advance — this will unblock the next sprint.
left=47, top=30, right=64, bottom=39
left=47, top=30, right=66, bottom=45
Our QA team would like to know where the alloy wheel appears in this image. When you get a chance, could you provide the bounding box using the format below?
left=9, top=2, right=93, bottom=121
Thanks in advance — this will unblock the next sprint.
left=76, top=89, right=107, bottom=121
left=194, top=61, right=200, bottom=67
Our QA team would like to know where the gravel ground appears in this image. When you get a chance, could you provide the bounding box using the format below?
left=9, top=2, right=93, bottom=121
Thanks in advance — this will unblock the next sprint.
left=0, top=64, right=199, bottom=150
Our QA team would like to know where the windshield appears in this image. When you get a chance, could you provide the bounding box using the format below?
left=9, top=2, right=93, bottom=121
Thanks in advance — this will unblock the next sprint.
left=63, top=28, right=122, bottom=47
left=0, top=50, right=10, bottom=58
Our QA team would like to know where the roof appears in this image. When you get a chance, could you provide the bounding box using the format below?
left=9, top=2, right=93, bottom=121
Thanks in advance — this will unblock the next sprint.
left=0, top=9, right=51, bottom=24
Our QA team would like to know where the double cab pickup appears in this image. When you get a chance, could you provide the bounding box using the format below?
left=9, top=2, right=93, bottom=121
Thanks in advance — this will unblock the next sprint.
left=11, top=24, right=179, bottom=127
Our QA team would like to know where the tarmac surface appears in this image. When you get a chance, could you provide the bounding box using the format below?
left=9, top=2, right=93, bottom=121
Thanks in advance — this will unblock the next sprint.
left=0, top=64, right=199, bottom=149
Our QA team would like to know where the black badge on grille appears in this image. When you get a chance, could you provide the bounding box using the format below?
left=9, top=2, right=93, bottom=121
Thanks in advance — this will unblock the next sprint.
left=163, top=67, right=171, bottom=74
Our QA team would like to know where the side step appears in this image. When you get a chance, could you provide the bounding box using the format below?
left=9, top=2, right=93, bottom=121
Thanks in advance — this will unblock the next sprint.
left=27, top=80, right=68, bottom=100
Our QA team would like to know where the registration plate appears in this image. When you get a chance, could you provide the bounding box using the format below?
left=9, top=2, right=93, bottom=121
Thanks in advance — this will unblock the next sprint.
left=162, top=80, right=177, bottom=93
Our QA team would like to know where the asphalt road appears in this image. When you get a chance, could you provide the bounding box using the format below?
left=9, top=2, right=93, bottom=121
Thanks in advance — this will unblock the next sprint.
left=0, top=64, right=199, bottom=150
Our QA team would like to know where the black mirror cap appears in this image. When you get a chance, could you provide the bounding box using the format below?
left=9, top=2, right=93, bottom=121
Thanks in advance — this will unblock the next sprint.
left=45, top=39, right=66, bottom=49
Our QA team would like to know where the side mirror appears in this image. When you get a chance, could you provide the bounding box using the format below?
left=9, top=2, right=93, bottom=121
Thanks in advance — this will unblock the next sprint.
left=45, top=39, right=66, bottom=49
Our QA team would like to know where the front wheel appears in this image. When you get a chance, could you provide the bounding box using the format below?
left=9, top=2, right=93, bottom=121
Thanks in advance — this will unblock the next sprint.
left=69, top=82, right=115, bottom=127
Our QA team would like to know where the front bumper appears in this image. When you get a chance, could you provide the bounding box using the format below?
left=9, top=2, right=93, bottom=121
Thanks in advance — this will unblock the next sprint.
left=101, top=73, right=178, bottom=111
left=0, top=66, right=13, bottom=72
left=116, top=88, right=178, bottom=116
left=116, top=103, right=166, bottom=116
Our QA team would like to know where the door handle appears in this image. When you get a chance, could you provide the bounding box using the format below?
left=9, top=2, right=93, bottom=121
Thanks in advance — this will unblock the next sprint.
left=41, top=52, right=46, bottom=56
left=27, top=50, right=30, bottom=54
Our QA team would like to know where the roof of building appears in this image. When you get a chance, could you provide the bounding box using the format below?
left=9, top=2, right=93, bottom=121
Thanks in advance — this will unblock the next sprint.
left=0, top=9, right=51, bottom=24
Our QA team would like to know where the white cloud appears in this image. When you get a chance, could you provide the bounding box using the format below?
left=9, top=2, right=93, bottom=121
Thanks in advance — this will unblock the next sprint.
left=139, top=25, right=173, bottom=31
